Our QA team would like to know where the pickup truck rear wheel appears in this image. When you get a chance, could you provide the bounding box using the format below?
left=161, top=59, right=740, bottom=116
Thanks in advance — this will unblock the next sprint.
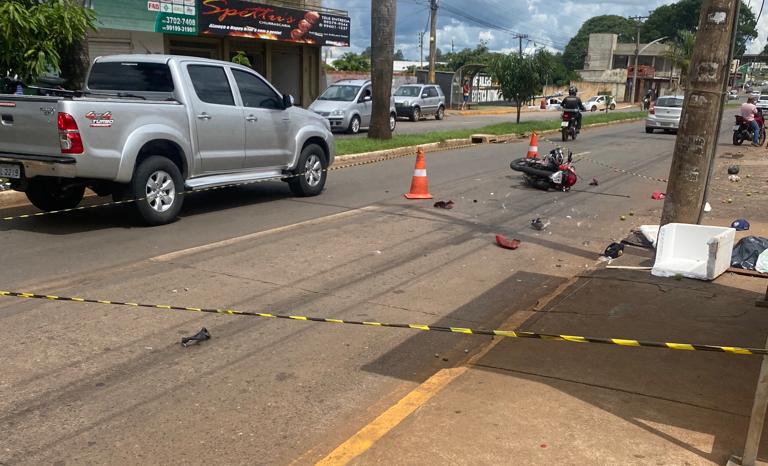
left=288, top=144, right=327, bottom=197
left=25, top=178, right=85, bottom=212
left=132, top=156, right=184, bottom=226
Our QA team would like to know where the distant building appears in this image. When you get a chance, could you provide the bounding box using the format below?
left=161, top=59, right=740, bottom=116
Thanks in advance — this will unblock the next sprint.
left=578, top=33, right=681, bottom=102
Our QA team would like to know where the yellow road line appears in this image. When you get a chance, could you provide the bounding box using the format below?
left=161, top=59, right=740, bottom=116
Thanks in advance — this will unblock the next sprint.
left=315, top=367, right=467, bottom=466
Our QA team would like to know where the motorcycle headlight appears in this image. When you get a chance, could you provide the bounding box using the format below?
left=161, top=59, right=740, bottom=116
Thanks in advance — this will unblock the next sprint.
left=330, top=109, right=345, bottom=116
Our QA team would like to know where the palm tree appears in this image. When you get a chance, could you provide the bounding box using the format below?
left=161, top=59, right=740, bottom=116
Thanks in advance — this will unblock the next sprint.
left=665, top=30, right=696, bottom=90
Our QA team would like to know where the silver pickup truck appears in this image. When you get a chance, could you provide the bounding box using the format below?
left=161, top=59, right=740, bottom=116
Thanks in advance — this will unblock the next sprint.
left=0, top=55, right=335, bottom=225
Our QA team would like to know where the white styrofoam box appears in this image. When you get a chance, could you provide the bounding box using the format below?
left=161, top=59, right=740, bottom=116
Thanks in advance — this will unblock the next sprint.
left=640, top=225, right=660, bottom=248
left=651, top=223, right=736, bottom=281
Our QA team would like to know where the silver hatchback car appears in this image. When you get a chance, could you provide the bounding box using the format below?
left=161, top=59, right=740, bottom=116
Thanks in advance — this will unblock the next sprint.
left=646, top=95, right=684, bottom=133
left=309, top=79, right=397, bottom=134
left=393, top=84, right=446, bottom=121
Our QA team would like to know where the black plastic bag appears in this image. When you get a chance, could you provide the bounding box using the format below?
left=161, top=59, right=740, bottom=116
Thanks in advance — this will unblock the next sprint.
left=731, top=236, right=768, bottom=270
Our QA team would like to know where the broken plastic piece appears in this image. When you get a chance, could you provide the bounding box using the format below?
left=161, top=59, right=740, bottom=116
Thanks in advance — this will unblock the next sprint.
left=433, top=200, right=454, bottom=209
left=603, top=242, right=625, bottom=259
left=727, top=165, right=740, bottom=175
left=704, top=202, right=712, bottom=213
left=495, top=235, right=521, bottom=250
left=531, top=218, right=550, bottom=231
left=181, top=328, right=211, bottom=347
left=589, top=178, right=599, bottom=186
left=729, top=174, right=741, bottom=182
left=652, top=191, right=665, bottom=200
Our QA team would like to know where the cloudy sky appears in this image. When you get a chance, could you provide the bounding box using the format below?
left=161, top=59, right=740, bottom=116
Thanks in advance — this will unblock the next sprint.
left=322, top=0, right=766, bottom=59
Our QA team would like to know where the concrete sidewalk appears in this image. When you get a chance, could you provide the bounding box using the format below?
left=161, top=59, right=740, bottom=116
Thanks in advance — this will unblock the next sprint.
left=346, top=245, right=768, bottom=465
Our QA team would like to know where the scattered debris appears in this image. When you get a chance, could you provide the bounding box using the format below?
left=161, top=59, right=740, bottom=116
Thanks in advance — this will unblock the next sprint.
left=531, top=218, right=550, bottom=230
left=728, top=165, right=740, bottom=175
left=606, top=265, right=652, bottom=270
left=473, top=199, right=478, bottom=203
left=653, top=224, right=735, bottom=280
left=729, top=174, right=741, bottom=182
left=757, top=250, right=768, bottom=274
left=589, top=178, right=599, bottom=186
left=704, top=202, right=712, bottom=213
left=495, top=235, right=521, bottom=250
left=731, top=236, right=768, bottom=270
left=433, top=200, right=454, bottom=209
left=620, top=215, right=626, bottom=221
left=628, top=211, right=634, bottom=216
left=602, top=242, right=625, bottom=259
left=652, top=191, right=665, bottom=200
left=181, top=328, right=211, bottom=347
left=731, top=218, right=750, bottom=231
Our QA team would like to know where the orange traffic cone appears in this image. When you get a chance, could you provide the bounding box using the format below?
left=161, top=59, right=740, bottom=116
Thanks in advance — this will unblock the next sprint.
left=527, top=132, right=539, bottom=159
left=404, top=148, right=433, bottom=199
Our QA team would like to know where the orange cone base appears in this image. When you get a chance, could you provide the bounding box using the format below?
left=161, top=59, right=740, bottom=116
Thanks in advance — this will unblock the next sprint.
left=404, top=192, right=433, bottom=199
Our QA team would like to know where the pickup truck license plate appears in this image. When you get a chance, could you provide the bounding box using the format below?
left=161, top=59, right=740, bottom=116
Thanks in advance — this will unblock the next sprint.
left=560, top=121, right=569, bottom=127
left=0, top=164, right=20, bottom=179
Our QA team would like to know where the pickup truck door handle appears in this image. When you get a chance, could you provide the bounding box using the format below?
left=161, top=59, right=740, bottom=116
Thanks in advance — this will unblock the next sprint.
left=196, top=113, right=212, bottom=120
left=245, top=115, right=258, bottom=122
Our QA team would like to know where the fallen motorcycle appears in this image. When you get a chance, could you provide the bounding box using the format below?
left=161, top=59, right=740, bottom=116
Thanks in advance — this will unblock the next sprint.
left=510, top=147, right=577, bottom=191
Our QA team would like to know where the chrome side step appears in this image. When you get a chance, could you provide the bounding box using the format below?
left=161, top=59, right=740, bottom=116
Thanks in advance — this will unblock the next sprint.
left=185, top=169, right=285, bottom=190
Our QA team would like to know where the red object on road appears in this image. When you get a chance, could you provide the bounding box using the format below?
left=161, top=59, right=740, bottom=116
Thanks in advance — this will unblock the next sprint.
left=495, top=235, right=521, bottom=250
left=652, top=191, right=666, bottom=200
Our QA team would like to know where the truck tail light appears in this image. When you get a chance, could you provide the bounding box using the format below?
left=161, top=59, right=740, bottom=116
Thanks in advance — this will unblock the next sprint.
left=58, top=112, right=84, bottom=154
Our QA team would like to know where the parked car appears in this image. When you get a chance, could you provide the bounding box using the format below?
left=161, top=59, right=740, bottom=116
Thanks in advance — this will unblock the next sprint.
left=728, top=89, right=740, bottom=100
left=392, top=84, right=446, bottom=121
left=584, top=95, right=616, bottom=112
left=750, top=89, right=762, bottom=98
left=309, top=80, right=396, bottom=134
left=545, top=97, right=562, bottom=111
left=645, top=95, right=684, bottom=133
left=757, top=95, right=768, bottom=112
left=0, top=55, right=335, bottom=225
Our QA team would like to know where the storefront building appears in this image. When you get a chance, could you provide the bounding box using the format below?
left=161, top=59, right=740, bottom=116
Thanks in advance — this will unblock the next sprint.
left=84, top=0, right=350, bottom=107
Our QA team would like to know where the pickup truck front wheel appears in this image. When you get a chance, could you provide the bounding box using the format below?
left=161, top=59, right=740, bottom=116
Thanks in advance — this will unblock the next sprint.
left=25, top=178, right=85, bottom=212
left=132, top=156, right=184, bottom=226
left=288, top=144, right=327, bottom=197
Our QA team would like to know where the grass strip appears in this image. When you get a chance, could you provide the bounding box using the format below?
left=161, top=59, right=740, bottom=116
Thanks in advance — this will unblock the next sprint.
left=337, top=111, right=648, bottom=156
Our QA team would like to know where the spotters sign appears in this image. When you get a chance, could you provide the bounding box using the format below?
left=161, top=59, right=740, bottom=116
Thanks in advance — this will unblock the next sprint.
left=198, top=0, right=350, bottom=46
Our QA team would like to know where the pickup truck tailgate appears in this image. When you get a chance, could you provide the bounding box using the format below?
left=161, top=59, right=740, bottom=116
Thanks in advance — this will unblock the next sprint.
left=0, top=95, right=62, bottom=157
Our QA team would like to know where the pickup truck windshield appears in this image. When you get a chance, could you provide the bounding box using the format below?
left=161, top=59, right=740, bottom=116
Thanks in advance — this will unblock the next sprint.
left=88, top=62, right=174, bottom=92
left=318, top=85, right=360, bottom=102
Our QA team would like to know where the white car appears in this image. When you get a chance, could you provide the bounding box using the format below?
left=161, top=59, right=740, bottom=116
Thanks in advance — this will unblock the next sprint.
left=757, top=95, right=768, bottom=112
left=545, top=97, right=561, bottom=111
left=646, top=95, right=684, bottom=133
left=584, top=95, right=616, bottom=112
left=750, top=90, right=761, bottom=98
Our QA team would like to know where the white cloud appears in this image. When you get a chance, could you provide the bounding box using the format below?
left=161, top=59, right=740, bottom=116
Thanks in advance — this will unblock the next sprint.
left=479, top=30, right=495, bottom=42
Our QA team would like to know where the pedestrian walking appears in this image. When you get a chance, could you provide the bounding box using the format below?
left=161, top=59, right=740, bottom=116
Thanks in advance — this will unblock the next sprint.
left=461, top=79, right=470, bottom=110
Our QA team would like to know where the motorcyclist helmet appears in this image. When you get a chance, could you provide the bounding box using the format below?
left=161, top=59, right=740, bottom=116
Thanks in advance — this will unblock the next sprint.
left=550, top=148, right=565, bottom=166
left=568, top=86, right=577, bottom=96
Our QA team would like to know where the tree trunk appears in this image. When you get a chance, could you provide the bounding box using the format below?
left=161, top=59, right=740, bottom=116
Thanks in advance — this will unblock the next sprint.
left=59, top=38, right=90, bottom=90
left=516, top=102, right=521, bottom=124
left=369, top=0, right=396, bottom=140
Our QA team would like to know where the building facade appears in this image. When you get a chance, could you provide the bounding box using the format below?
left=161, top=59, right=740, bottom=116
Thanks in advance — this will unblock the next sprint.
left=84, top=0, right=350, bottom=107
left=579, top=33, right=681, bottom=102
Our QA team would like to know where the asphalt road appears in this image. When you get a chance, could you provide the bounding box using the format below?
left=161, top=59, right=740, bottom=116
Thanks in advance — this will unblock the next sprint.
left=337, top=105, right=639, bottom=137
left=0, top=118, right=736, bottom=465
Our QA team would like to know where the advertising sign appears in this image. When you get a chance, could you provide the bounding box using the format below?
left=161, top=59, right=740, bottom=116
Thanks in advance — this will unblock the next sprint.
left=198, top=0, right=351, bottom=46
left=154, top=0, right=198, bottom=35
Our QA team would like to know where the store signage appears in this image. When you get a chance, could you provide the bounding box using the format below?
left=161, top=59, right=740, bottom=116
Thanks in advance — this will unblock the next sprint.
left=198, top=0, right=351, bottom=47
left=152, top=0, right=198, bottom=35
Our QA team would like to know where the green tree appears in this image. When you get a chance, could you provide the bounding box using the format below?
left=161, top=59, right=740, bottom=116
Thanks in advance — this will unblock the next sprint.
left=393, top=49, right=405, bottom=60
left=442, top=42, right=495, bottom=71
left=643, top=0, right=757, bottom=58
left=332, top=52, right=371, bottom=72
left=488, top=53, right=545, bottom=124
left=562, top=15, right=635, bottom=71
left=231, top=51, right=252, bottom=68
left=0, top=0, right=95, bottom=85
left=534, top=50, right=578, bottom=87
left=664, top=30, right=696, bottom=89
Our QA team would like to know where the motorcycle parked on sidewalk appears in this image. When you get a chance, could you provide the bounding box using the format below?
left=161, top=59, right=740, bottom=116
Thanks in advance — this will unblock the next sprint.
left=733, top=111, right=766, bottom=146
left=560, top=110, right=579, bottom=141
left=510, top=147, right=577, bottom=191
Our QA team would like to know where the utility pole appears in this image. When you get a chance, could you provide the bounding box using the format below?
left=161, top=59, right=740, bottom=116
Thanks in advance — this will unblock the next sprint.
left=660, top=0, right=740, bottom=225
left=514, top=33, right=529, bottom=56
left=428, top=0, right=438, bottom=83
left=369, top=0, right=396, bottom=140
left=451, top=39, right=454, bottom=54
left=629, top=16, right=647, bottom=105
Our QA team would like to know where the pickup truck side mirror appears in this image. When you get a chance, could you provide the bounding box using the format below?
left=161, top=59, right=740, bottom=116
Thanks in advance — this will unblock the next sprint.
left=422, top=93, right=428, bottom=98
left=362, top=95, right=372, bottom=102
left=282, top=94, right=294, bottom=109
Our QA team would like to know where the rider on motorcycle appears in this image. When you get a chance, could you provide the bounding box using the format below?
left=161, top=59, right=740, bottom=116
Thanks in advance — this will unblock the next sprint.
left=561, top=86, right=586, bottom=131
left=741, top=96, right=761, bottom=146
